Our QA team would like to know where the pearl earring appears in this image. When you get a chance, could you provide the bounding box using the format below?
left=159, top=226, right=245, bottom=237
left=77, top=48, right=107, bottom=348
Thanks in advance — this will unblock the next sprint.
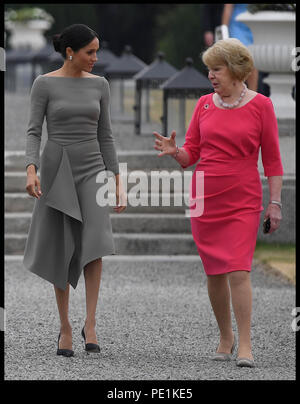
left=69, top=55, right=73, bottom=61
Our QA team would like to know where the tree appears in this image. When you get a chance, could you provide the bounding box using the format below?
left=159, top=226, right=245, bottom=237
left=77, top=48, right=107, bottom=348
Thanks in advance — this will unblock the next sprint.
left=154, top=4, right=207, bottom=73
left=93, top=4, right=173, bottom=62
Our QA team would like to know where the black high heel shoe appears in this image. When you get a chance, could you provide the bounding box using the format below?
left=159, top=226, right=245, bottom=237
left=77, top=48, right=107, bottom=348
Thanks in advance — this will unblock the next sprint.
left=57, top=332, right=74, bottom=357
left=81, top=326, right=101, bottom=353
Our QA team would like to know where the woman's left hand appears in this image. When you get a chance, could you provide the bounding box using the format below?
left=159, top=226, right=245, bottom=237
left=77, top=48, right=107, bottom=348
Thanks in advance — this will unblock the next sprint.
left=264, top=203, right=282, bottom=234
left=114, top=183, right=127, bottom=214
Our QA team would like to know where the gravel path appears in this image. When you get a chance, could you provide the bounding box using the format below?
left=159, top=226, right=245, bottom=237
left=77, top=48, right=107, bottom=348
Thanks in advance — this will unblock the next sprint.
left=4, top=258, right=295, bottom=380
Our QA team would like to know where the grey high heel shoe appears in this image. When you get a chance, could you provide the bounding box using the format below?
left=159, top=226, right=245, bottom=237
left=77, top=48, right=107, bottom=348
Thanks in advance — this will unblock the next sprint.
left=236, top=357, right=255, bottom=368
left=211, top=333, right=236, bottom=361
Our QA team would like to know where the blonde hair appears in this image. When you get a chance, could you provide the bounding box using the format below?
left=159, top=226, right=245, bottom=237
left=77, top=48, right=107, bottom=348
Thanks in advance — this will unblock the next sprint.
left=202, top=38, right=254, bottom=82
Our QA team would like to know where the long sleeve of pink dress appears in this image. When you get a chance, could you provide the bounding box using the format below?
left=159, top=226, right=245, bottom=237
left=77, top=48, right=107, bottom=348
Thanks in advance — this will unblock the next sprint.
left=179, top=92, right=284, bottom=275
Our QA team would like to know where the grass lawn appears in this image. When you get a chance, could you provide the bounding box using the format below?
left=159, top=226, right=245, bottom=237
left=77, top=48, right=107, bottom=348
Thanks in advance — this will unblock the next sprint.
left=254, top=241, right=296, bottom=283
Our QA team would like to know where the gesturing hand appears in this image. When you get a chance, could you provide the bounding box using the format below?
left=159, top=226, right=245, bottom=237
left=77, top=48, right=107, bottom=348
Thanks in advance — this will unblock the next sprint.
left=153, top=130, right=177, bottom=157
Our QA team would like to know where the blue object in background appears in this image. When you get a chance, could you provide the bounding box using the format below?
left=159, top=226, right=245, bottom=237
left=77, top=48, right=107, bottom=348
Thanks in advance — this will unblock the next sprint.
left=229, top=4, right=253, bottom=46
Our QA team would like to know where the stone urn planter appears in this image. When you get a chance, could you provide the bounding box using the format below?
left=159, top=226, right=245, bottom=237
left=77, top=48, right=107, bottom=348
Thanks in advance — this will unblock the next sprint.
left=5, top=19, right=52, bottom=50
left=236, top=11, right=295, bottom=120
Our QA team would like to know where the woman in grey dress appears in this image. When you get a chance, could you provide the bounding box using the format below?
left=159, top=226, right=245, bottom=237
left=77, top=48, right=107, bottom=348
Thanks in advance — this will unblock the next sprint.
left=23, top=24, right=127, bottom=356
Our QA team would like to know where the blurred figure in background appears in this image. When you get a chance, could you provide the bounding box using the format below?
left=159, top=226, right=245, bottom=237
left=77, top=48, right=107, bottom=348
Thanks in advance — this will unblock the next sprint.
left=202, top=4, right=224, bottom=48
left=222, top=4, right=259, bottom=91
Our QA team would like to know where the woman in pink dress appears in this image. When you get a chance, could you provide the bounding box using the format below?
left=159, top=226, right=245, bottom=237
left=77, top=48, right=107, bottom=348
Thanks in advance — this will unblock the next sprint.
left=153, top=38, right=283, bottom=368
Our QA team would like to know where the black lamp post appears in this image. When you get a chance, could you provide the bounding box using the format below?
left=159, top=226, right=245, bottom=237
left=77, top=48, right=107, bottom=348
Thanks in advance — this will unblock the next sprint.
left=5, top=45, right=36, bottom=93
left=105, top=45, right=146, bottom=122
left=31, top=41, right=54, bottom=83
left=160, top=57, right=213, bottom=137
left=133, top=51, right=178, bottom=135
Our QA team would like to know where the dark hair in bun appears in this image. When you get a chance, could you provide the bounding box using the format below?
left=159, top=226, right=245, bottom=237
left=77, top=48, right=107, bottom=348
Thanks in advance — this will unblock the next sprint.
left=52, top=24, right=99, bottom=59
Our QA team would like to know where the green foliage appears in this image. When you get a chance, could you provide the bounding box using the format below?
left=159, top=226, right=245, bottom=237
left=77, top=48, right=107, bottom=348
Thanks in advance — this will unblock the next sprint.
left=248, top=3, right=296, bottom=13
left=37, top=4, right=99, bottom=38
left=5, top=4, right=99, bottom=40
left=255, top=241, right=295, bottom=258
left=5, top=6, right=54, bottom=23
left=94, top=4, right=172, bottom=62
left=154, top=4, right=207, bottom=74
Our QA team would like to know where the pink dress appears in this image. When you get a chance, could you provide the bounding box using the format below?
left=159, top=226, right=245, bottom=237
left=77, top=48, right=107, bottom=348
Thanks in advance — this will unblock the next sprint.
left=180, top=92, right=284, bottom=276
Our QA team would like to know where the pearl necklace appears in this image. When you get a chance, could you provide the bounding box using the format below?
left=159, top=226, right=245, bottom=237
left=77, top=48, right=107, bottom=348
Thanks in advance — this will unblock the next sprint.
left=217, top=84, right=247, bottom=109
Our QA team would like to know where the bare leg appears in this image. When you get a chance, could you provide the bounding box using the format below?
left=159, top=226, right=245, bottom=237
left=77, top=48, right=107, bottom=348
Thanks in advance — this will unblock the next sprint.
left=54, top=284, right=72, bottom=349
left=207, top=274, right=235, bottom=353
left=83, top=257, right=102, bottom=344
left=228, top=270, right=253, bottom=360
left=246, top=68, right=259, bottom=91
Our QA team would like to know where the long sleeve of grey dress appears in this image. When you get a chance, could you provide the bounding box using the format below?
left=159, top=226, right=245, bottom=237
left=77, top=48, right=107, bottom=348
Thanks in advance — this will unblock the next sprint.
left=25, top=76, right=48, bottom=172
left=23, top=75, right=119, bottom=291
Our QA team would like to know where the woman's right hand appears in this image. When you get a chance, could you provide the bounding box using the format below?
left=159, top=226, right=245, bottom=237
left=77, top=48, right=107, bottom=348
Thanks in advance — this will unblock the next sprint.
left=153, top=130, right=177, bottom=157
left=26, top=166, right=42, bottom=199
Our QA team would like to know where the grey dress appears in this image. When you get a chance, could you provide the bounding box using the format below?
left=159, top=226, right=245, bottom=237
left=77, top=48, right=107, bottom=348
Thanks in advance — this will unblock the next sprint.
left=23, top=75, right=119, bottom=291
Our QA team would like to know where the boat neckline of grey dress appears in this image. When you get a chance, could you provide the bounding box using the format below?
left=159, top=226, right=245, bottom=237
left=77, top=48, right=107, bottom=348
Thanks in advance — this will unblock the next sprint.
left=40, top=75, right=100, bottom=79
